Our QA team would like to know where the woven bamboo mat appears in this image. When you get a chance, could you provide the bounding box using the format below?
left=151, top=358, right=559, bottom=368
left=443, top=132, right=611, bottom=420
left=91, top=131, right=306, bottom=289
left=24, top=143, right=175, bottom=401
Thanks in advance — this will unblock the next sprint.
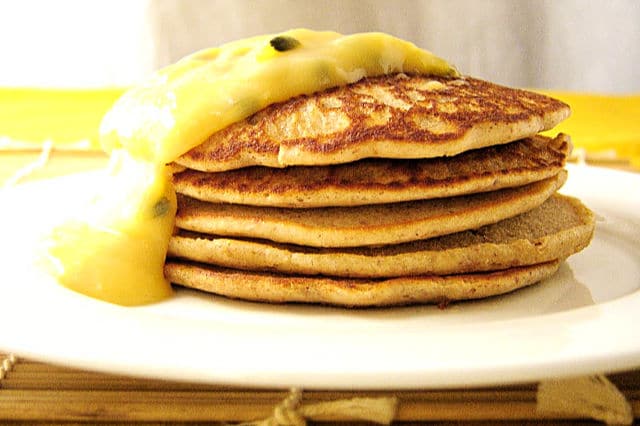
left=1, top=352, right=638, bottom=424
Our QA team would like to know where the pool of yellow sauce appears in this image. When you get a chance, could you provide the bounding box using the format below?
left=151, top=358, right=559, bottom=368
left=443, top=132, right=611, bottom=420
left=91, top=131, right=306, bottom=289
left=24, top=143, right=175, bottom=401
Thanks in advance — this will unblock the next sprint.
left=48, top=29, right=457, bottom=305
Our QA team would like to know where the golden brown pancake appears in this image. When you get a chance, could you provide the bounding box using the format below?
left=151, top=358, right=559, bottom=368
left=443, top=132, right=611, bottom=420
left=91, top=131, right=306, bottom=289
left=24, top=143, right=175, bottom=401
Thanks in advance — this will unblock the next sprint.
left=168, top=194, right=594, bottom=277
left=173, top=134, right=570, bottom=208
left=164, top=68, right=586, bottom=308
left=164, top=259, right=561, bottom=307
left=175, top=74, right=570, bottom=172
left=174, top=170, right=566, bottom=248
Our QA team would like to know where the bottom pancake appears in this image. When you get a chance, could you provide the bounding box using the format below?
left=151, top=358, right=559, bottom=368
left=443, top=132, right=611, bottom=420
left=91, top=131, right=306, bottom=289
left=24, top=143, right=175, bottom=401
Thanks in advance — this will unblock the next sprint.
left=164, top=260, right=560, bottom=307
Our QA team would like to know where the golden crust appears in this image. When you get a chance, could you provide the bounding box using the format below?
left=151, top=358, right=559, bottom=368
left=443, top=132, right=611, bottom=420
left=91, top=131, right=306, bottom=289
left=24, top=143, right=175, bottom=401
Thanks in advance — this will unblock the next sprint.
left=175, top=74, right=570, bottom=171
left=173, top=134, right=570, bottom=207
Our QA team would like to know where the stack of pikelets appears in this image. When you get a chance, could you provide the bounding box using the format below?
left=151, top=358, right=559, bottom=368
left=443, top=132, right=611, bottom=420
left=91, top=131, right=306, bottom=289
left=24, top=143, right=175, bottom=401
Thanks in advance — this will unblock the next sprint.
left=164, top=74, right=595, bottom=307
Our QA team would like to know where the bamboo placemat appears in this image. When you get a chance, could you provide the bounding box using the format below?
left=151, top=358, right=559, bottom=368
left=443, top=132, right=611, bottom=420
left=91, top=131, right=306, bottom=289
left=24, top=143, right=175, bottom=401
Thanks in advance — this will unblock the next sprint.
left=1, top=151, right=639, bottom=424
left=1, top=352, right=639, bottom=424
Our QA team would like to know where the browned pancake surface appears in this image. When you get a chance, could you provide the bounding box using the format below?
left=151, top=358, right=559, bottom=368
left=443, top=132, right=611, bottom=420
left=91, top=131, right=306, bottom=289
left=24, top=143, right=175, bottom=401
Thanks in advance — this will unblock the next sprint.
left=174, top=134, right=570, bottom=207
left=175, top=74, right=570, bottom=171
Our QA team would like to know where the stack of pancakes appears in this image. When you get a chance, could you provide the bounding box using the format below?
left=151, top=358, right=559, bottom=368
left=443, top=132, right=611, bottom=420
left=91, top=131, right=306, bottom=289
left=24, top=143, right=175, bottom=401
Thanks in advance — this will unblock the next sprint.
left=164, top=74, right=595, bottom=307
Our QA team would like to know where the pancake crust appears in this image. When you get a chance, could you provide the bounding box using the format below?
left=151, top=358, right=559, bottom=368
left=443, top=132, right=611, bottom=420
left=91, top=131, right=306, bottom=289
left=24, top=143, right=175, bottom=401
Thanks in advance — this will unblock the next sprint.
left=174, top=170, right=566, bottom=248
left=164, top=260, right=561, bottom=307
left=168, top=194, right=594, bottom=277
left=175, top=74, right=570, bottom=172
left=173, top=134, right=571, bottom=208
left=174, top=134, right=570, bottom=207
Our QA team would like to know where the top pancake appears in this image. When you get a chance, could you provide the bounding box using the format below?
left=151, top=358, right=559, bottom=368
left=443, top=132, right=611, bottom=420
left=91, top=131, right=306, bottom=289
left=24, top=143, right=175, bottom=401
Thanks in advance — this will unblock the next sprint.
left=175, top=74, right=570, bottom=172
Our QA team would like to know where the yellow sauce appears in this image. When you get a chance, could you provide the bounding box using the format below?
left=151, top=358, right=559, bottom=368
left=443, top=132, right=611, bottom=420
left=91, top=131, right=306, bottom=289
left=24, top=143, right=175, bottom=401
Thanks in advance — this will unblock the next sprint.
left=100, top=29, right=457, bottom=164
left=48, top=30, right=457, bottom=305
left=47, top=152, right=176, bottom=305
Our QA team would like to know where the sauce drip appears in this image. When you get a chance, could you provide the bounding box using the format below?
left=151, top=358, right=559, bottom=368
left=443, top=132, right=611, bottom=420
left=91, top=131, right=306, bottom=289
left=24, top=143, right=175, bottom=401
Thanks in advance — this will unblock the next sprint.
left=46, top=152, right=176, bottom=305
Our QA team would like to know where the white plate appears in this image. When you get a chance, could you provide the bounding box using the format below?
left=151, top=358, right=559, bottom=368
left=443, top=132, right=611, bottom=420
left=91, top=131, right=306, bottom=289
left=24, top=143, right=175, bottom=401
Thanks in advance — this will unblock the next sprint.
left=0, top=164, right=639, bottom=389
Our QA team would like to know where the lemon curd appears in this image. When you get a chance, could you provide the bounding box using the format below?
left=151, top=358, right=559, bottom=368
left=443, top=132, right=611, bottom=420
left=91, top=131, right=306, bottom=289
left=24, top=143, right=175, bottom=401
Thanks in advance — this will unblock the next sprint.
left=48, top=30, right=457, bottom=305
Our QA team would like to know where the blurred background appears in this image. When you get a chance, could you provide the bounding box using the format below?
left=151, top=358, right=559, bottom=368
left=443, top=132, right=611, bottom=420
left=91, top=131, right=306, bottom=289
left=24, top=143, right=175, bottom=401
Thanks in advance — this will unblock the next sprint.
left=0, top=0, right=638, bottom=93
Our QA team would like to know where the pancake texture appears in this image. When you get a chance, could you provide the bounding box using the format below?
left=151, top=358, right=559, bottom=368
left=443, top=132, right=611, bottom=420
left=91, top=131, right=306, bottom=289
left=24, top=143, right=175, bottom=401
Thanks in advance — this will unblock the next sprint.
left=164, top=260, right=561, bottom=307
left=174, top=170, right=566, bottom=247
left=173, top=134, right=570, bottom=208
left=168, top=194, right=594, bottom=278
left=175, top=74, right=570, bottom=172
left=163, top=69, right=592, bottom=307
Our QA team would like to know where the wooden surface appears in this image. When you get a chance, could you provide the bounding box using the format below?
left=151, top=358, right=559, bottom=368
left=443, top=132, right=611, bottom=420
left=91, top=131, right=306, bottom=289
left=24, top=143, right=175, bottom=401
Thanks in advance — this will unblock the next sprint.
left=1, top=150, right=639, bottom=424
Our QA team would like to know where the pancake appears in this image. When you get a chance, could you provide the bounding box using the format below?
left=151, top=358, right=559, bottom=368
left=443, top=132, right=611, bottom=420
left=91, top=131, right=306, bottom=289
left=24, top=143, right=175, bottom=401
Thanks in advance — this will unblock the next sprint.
left=173, top=134, right=570, bottom=208
left=164, top=259, right=561, bottom=307
left=168, top=194, right=594, bottom=277
left=174, top=170, right=566, bottom=248
left=175, top=74, right=570, bottom=172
